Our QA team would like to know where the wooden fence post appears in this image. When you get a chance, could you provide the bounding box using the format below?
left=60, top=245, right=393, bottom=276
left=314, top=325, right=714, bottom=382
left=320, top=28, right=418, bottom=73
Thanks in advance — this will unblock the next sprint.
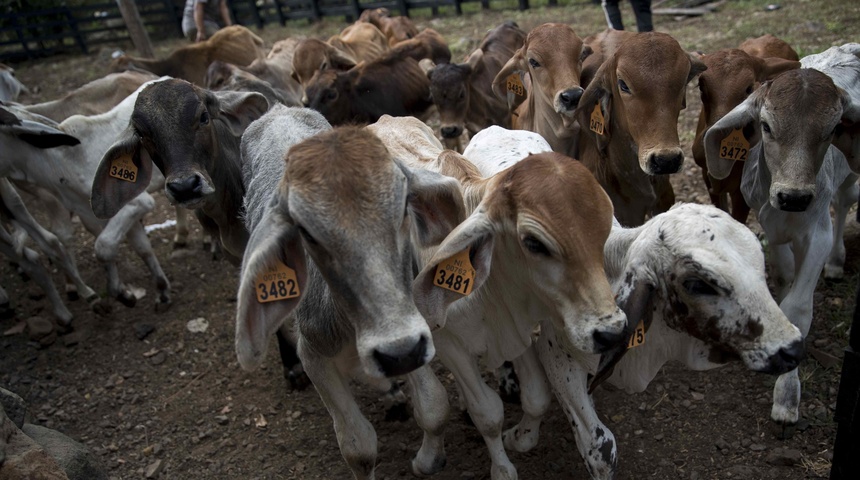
left=116, top=0, right=155, bottom=57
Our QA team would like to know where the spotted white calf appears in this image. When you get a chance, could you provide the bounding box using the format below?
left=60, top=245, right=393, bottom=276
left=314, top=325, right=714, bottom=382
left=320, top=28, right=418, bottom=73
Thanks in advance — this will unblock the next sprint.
left=704, top=68, right=858, bottom=430
left=235, top=110, right=464, bottom=480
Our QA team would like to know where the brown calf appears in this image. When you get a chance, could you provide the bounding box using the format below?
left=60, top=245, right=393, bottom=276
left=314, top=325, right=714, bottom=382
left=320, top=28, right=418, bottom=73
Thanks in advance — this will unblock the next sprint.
left=576, top=32, right=706, bottom=227
left=692, top=37, right=800, bottom=223
left=304, top=53, right=432, bottom=125
left=388, top=28, right=452, bottom=65
left=739, top=34, right=800, bottom=61
left=358, top=8, right=419, bottom=46
left=205, top=38, right=303, bottom=106
left=109, top=25, right=265, bottom=86
left=428, top=22, right=525, bottom=141
left=492, top=23, right=590, bottom=156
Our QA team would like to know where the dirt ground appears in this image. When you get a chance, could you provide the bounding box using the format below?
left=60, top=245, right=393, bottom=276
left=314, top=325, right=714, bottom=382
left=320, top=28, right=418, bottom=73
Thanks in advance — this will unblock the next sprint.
left=2, top=1, right=859, bottom=479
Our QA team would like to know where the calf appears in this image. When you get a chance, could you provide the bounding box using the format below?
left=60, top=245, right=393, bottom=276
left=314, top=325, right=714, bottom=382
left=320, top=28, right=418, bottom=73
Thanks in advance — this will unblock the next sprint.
left=739, top=34, right=800, bottom=60
left=704, top=68, right=858, bottom=432
left=291, top=23, right=389, bottom=94
left=358, top=8, right=418, bottom=46
left=575, top=32, right=706, bottom=227
left=205, top=60, right=296, bottom=107
left=0, top=63, right=27, bottom=102
left=110, top=25, right=265, bottom=86
left=428, top=22, right=525, bottom=141
left=492, top=23, right=589, bottom=156
left=504, top=203, right=804, bottom=479
left=388, top=28, right=451, bottom=65
left=304, top=53, right=432, bottom=125
left=236, top=116, right=463, bottom=479
left=371, top=118, right=628, bottom=480
left=692, top=37, right=800, bottom=223
left=0, top=84, right=171, bottom=310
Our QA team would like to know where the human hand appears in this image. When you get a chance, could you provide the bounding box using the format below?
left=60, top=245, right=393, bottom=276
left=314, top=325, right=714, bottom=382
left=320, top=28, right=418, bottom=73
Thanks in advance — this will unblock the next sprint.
left=196, top=31, right=206, bottom=42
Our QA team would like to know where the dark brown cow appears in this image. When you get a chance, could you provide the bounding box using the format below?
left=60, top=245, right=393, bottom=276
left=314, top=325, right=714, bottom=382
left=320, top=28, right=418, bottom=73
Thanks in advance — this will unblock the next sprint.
left=428, top=22, right=525, bottom=141
left=491, top=23, right=590, bottom=156
left=304, top=53, right=432, bottom=125
left=691, top=37, right=800, bottom=223
left=291, top=23, right=389, bottom=94
left=575, top=32, right=706, bottom=227
left=109, top=25, right=265, bottom=86
left=358, top=8, right=419, bottom=46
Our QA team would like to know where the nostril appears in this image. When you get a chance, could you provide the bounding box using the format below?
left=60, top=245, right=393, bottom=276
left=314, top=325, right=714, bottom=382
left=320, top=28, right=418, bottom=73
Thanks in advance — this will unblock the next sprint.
left=778, top=340, right=805, bottom=367
left=559, top=88, right=583, bottom=108
left=440, top=126, right=461, bottom=138
left=593, top=329, right=625, bottom=352
left=776, top=191, right=813, bottom=212
left=648, top=152, right=684, bottom=175
left=166, top=175, right=203, bottom=201
left=373, top=336, right=428, bottom=377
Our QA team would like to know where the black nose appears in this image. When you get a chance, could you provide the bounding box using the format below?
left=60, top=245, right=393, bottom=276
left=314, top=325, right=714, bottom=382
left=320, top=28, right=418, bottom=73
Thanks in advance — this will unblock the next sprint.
left=776, top=190, right=813, bottom=212
left=768, top=339, right=805, bottom=374
left=166, top=175, right=203, bottom=203
left=374, top=336, right=428, bottom=377
left=440, top=125, right=463, bottom=138
left=593, top=329, right=626, bottom=353
left=648, top=151, right=684, bottom=175
left=559, top=88, right=584, bottom=110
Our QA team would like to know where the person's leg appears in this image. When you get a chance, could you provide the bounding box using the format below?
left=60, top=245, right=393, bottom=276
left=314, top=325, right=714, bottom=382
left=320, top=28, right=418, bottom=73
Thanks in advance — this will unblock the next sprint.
left=630, top=0, right=654, bottom=32
left=602, top=0, right=625, bottom=30
left=181, top=18, right=197, bottom=41
left=203, top=20, right=220, bottom=38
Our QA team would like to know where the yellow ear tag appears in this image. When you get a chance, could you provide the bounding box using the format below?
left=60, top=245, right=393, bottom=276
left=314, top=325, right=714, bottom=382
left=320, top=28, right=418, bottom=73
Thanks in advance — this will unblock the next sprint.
left=589, top=103, right=605, bottom=135
left=433, top=249, right=476, bottom=295
left=255, top=261, right=300, bottom=303
left=506, top=74, right=525, bottom=97
left=719, top=128, right=750, bottom=161
left=109, top=154, right=139, bottom=183
left=626, top=320, right=645, bottom=349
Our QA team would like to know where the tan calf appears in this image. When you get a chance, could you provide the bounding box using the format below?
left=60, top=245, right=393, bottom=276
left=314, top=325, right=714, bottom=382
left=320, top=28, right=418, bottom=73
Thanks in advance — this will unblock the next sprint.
left=576, top=32, right=706, bottom=227
left=358, top=8, right=419, bottom=46
left=739, top=34, right=800, bottom=61
left=692, top=39, right=800, bottom=223
left=491, top=23, right=590, bottom=156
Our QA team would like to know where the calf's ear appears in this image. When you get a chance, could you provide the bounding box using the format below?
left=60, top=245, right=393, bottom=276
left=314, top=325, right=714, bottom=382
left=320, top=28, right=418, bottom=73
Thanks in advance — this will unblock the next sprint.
left=577, top=60, right=613, bottom=155
left=413, top=208, right=495, bottom=331
left=686, top=52, right=708, bottom=84
left=589, top=273, right=656, bottom=393
left=90, top=125, right=153, bottom=219
left=703, top=85, right=766, bottom=180
left=492, top=46, right=527, bottom=106
left=755, top=57, right=800, bottom=81
left=235, top=194, right=308, bottom=371
left=214, top=91, right=269, bottom=136
left=403, top=165, right=466, bottom=246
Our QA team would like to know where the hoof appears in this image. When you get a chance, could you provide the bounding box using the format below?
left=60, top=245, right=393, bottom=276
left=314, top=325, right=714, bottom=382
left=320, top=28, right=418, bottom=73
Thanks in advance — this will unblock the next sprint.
left=66, top=290, right=80, bottom=302
left=117, top=291, right=137, bottom=308
left=412, top=455, right=446, bottom=477
left=154, top=299, right=172, bottom=313
left=773, top=421, right=797, bottom=440
left=286, top=370, right=312, bottom=392
left=384, top=402, right=411, bottom=422
left=172, top=241, right=188, bottom=250
left=824, top=264, right=844, bottom=281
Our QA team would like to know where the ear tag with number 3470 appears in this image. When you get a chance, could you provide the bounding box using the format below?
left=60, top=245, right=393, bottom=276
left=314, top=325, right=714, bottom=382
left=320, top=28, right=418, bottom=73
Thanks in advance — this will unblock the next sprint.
left=589, top=103, right=605, bottom=136
left=433, top=249, right=476, bottom=296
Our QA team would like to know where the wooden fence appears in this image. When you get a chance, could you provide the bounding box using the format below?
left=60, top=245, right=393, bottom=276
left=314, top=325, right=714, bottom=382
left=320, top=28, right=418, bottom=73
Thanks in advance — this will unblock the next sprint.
left=0, top=0, right=587, bottom=62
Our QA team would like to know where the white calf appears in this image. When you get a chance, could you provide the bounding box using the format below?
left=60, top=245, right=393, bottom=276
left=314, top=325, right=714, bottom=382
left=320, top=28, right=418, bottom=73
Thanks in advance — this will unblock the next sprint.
left=704, top=68, right=858, bottom=428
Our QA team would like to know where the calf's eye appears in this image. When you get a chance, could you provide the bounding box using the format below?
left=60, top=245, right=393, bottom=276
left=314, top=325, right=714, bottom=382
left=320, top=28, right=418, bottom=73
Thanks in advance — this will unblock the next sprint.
left=618, top=79, right=631, bottom=94
left=761, top=122, right=771, bottom=134
left=523, top=235, right=550, bottom=256
left=200, top=111, right=210, bottom=125
left=683, top=278, right=718, bottom=296
left=528, top=58, right=541, bottom=69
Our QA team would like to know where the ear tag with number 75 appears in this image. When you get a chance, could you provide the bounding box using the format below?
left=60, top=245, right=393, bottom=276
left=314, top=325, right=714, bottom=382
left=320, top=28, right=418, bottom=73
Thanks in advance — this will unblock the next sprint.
left=627, top=320, right=645, bottom=349
left=255, top=260, right=300, bottom=303
left=433, top=248, right=476, bottom=295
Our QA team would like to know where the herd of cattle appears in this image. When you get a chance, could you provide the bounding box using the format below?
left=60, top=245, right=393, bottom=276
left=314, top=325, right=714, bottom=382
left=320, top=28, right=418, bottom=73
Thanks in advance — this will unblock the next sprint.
left=0, top=7, right=859, bottom=479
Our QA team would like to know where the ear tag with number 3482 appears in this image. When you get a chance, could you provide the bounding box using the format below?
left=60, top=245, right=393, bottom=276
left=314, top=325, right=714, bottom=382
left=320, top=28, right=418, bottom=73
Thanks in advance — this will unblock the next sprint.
left=433, top=249, right=476, bottom=296
left=255, top=260, right=300, bottom=303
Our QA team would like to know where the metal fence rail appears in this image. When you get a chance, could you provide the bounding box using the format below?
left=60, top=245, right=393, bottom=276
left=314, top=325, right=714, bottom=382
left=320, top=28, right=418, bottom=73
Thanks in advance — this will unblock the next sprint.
left=0, top=0, right=582, bottom=62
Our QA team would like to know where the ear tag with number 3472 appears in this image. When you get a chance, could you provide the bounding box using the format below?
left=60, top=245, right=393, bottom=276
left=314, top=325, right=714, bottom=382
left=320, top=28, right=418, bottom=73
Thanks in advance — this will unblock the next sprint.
left=433, top=248, right=476, bottom=296
left=719, top=128, right=750, bottom=161
left=255, top=260, right=300, bottom=304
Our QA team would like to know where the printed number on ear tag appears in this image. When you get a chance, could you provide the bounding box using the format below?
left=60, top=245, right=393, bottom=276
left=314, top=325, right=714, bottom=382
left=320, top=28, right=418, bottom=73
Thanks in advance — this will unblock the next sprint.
left=627, top=320, right=645, bottom=349
left=109, top=155, right=138, bottom=183
left=433, top=249, right=476, bottom=295
left=506, top=74, right=525, bottom=97
left=589, top=103, right=605, bottom=135
left=255, top=261, right=300, bottom=303
left=719, top=128, right=750, bottom=161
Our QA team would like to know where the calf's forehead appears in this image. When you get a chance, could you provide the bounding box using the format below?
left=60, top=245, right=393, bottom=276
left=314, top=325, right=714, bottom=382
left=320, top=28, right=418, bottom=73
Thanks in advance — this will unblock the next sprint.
left=764, top=70, right=841, bottom=129
left=615, top=34, right=688, bottom=90
left=526, top=24, right=582, bottom=61
left=133, top=80, right=203, bottom=131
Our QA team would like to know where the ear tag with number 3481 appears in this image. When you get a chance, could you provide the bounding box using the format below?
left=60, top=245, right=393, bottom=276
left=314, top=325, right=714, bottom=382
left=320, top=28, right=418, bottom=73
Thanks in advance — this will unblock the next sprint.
left=433, top=249, right=476, bottom=296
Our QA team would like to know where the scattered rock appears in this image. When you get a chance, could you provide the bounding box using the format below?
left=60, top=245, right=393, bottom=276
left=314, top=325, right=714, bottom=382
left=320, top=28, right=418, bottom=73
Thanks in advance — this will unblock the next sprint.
left=691, top=391, right=705, bottom=401
left=149, top=352, right=166, bottom=366
left=38, top=331, right=58, bottom=347
left=26, top=316, right=53, bottom=341
left=715, top=438, right=730, bottom=451
left=144, top=459, right=163, bottom=478
left=749, top=443, right=766, bottom=452
left=130, top=287, right=147, bottom=300
left=3, top=321, right=26, bottom=336
left=186, top=318, right=209, bottom=334
left=809, top=347, right=841, bottom=370
left=0, top=388, right=29, bottom=428
left=680, top=399, right=692, bottom=408
left=215, top=415, right=229, bottom=425
left=654, top=434, right=664, bottom=441
left=168, top=248, right=195, bottom=261
left=813, top=338, right=829, bottom=348
left=22, top=423, right=109, bottom=480
left=766, top=447, right=803, bottom=466
left=133, top=323, right=156, bottom=341
left=61, top=331, right=82, bottom=347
